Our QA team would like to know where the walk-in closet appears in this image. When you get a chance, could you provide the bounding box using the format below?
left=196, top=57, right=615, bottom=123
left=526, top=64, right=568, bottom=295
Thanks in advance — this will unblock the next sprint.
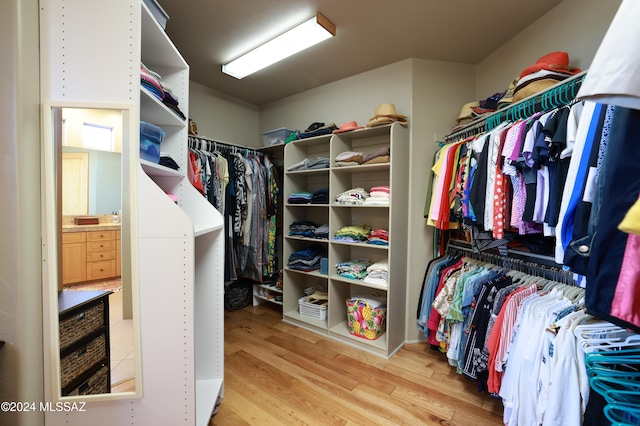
left=3, top=0, right=640, bottom=425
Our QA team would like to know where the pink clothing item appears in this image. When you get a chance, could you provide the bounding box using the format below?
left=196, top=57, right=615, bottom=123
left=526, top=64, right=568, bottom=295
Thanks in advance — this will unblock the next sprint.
left=370, top=186, right=390, bottom=194
left=508, top=120, right=528, bottom=162
left=611, top=233, right=640, bottom=329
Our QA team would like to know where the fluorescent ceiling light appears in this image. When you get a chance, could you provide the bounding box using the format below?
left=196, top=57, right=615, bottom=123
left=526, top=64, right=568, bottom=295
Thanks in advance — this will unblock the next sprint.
left=222, top=13, right=336, bottom=79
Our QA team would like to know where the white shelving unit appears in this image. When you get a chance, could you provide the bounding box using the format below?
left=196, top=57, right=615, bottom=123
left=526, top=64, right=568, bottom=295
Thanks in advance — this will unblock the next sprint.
left=138, top=3, right=224, bottom=425
left=40, top=1, right=224, bottom=424
left=282, top=123, right=409, bottom=358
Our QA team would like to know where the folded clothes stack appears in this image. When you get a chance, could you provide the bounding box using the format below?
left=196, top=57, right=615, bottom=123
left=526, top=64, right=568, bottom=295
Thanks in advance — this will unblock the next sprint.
left=334, top=150, right=364, bottom=167
left=335, top=259, right=372, bottom=280
left=288, top=191, right=313, bottom=204
left=289, top=221, right=329, bottom=239
left=333, top=223, right=372, bottom=243
left=159, top=153, right=180, bottom=170
left=289, top=220, right=319, bottom=237
left=311, top=188, right=329, bottom=204
left=287, top=157, right=331, bottom=171
left=362, top=145, right=390, bottom=165
left=367, top=229, right=389, bottom=246
left=288, top=244, right=327, bottom=272
left=335, top=187, right=369, bottom=205
left=363, top=260, right=389, bottom=287
left=298, top=122, right=339, bottom=139
left=140, top=62, right=185, bottom=120
left=364, top=185, right=390, bottom=206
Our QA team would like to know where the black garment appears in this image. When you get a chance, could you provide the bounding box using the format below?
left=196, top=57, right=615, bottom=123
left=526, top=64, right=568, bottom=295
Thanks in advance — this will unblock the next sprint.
left=462, top=275, right=512, bottom=384
left=467, top=137, right=490, bottom=230
left=539, top=107, right=571, bottom=227
left=586, top=107, right=640, bottom=334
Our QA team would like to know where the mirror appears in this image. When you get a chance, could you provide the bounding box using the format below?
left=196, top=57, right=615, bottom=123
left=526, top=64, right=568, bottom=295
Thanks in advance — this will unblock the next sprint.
left=42, top=104, right=142, bottom=402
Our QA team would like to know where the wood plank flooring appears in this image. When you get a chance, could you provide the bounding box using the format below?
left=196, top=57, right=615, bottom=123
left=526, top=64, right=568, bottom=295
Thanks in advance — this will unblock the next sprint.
left=210, top=304, right=503, bottom=426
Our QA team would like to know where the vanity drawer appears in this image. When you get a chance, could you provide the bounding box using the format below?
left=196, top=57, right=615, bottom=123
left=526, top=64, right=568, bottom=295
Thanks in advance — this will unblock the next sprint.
left=66, top=365, right=109, bottom=396
left=62, top=232, right=86, bottom=244
left=87, top=260, right=116, bottom=281
left=59, top=300, right=106, bottom=349
left=60, top=333, right=106, bottom=389
left=86, top=230, right=115, bottom=242
left=86, top=249, right=115, bottom=262
left=86, top=240, right=116, bottom=251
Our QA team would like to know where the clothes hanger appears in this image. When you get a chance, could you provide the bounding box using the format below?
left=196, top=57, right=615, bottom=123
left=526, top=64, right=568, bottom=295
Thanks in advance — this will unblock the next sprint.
left=603, top=401, right=640, bottom=426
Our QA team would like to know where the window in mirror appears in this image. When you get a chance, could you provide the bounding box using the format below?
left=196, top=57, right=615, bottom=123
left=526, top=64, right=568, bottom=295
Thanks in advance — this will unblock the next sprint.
left=82, top=123, right=114, bottom=152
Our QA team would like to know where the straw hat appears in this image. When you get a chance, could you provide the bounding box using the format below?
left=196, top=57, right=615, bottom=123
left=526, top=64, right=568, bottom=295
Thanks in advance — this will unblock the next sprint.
left=366, top=104, right=408, bottom=127
left=456, top=101, right=479, bottom=122
left=512, top=78, right=560, bottom=104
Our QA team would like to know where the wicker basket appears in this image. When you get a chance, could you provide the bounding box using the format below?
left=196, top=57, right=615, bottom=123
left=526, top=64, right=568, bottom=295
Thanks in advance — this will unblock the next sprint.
left=346, top=298, right=386, bottom=340
left=298, top=296, right=327, bottom=321
left=60, top=334, right=106, bottom=388
left=67, top=365, right=109, bottom=396
left=59, top=302, right=105, bottom=349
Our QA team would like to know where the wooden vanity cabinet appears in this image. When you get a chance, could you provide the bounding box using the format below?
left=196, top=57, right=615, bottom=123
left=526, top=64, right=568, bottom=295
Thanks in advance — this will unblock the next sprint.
left=62, top=232, right=87, bottom=285
left=62, top=229, right=120, bottom=286
left=86, top=230, right=117, bottom=281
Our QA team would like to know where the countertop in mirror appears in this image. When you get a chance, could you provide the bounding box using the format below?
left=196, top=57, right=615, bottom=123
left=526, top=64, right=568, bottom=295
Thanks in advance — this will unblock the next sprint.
left=62, top=214, right=122, bottom=232
left=62, top=223, right=121, bottom=232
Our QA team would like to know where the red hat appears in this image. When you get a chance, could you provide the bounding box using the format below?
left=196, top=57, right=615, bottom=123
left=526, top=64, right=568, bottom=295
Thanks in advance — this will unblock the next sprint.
left=333, top=121, right=364, bottom=134
left=519, top=51, right=581, bottom=79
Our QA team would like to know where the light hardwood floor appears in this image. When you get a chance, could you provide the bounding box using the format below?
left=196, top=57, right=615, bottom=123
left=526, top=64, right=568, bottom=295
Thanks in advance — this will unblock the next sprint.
left=210, top=303, right=503, bottom=426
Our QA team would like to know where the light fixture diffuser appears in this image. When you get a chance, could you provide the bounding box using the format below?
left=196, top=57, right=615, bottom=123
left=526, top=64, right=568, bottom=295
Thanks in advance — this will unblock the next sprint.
left=222, top=13, right=336, bottom=79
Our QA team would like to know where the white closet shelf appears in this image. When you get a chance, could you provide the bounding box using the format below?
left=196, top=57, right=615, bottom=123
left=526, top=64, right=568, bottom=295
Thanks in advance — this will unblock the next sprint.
left=285, top=235, right=329, bottom=243
left=285, top=203, right=329, bottom=208
left=284, top=309, right=328, bottom=329
left=332, top=204, right=389, bottom=209
left=140, top=159, right=184, bottom=178
left=330, top=321, right=387, bottom=350
left=194, top=223, right=223, bottom=237
left=140, top=2, right=187, bottom=69
left=255, top=283, right=283, bottom=294
left=330, top=275, right=389, bottom=291
left=140, top=87, right=187, bottom=127
left=196, top=378, right=224, bottom=426
left=330, top=240, right=389, bottom=250
left=253, top=294, right=283, bottom=306
left=285, top=268, right=328, bottom=278
left=285, top=168, right=329, bottom=176
left=332, top=163, right=390, bottom=173
left=333, top=123, right=394, bottom=140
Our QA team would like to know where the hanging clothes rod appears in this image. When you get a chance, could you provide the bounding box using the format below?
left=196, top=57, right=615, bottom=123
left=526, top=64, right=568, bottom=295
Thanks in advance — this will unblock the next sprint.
left=446, top=240, right=575, bottom=284
left=188, top=135, right=263, bottom=156
left=443, top=71, right=587, bottom=143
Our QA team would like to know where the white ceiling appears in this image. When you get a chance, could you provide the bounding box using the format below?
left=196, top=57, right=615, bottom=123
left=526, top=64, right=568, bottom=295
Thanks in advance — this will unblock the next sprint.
left=158, top=0, right=563, bottom=106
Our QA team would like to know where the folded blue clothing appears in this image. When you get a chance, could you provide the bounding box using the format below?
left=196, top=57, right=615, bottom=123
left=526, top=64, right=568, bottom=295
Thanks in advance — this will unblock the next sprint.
left=288, top=243, right=326, bottom=262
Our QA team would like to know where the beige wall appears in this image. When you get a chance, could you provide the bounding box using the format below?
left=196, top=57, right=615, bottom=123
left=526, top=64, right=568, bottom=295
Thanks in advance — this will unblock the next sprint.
left=475, top=0, right=622, bottom=99
left=406, top=59, right=475, bottom=342
left=259, top=59, right=413, bottom=136
left=189, top=80, right=261, bottom=146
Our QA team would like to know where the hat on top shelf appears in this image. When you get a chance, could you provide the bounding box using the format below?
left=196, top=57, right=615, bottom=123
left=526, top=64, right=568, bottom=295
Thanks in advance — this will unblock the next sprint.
left=519, top=51, right=581, bottom=79
left=333, top=121, right=364, bottom=134
left=366, top=104, right=408, bottom=127
left=512, top=51, right=581, bottom=103
left=498, top=78, right=519, bottom=109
